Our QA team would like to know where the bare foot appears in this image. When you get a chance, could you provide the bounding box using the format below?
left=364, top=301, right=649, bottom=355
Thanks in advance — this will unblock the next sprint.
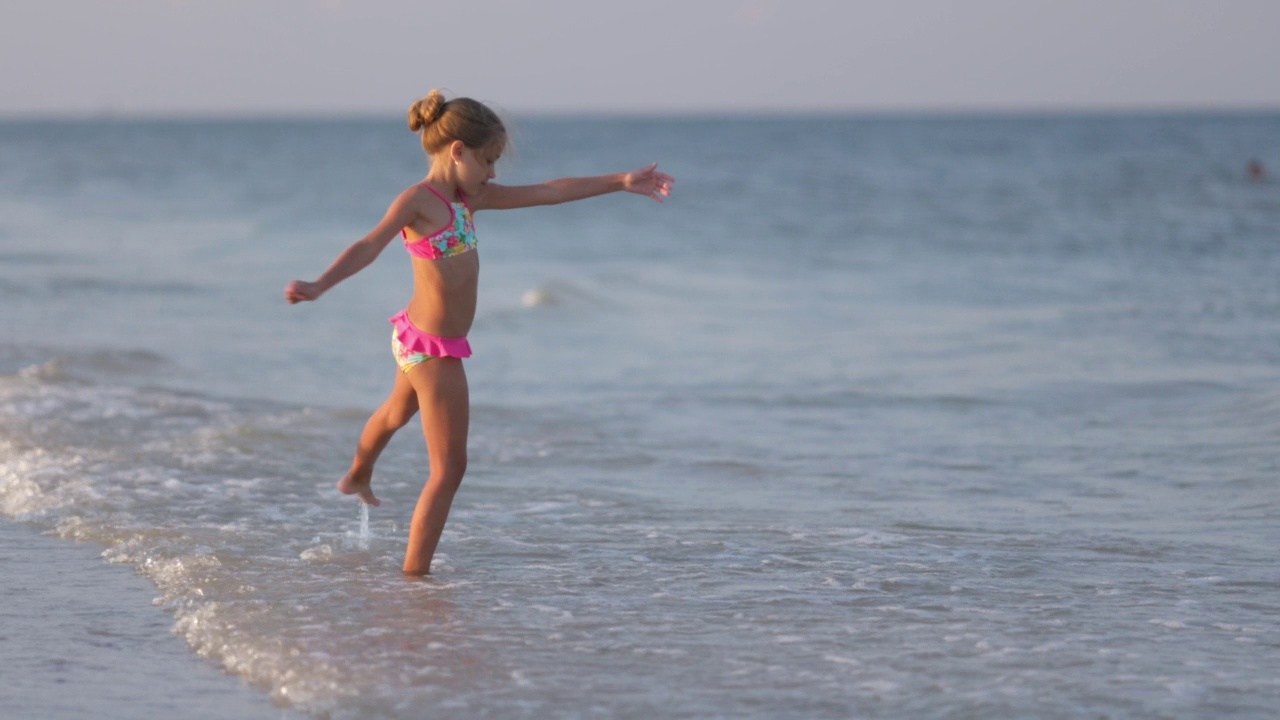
left=337, top=471, right=381, bottom=506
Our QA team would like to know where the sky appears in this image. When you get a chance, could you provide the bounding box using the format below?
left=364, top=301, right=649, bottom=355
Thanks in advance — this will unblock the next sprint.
left=3, top=0, right=1278, bottom=117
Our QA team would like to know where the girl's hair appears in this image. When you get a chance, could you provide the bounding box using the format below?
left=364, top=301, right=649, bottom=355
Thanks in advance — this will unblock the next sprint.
left=408, top=90, right=506, bottom=157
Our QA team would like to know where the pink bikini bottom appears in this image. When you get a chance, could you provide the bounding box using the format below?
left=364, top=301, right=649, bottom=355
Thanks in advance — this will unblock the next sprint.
left=389, top=309, right=471, bottom=373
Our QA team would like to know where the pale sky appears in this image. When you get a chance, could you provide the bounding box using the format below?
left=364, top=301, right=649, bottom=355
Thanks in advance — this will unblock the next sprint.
left=3, top=0, right=1278, bottom=117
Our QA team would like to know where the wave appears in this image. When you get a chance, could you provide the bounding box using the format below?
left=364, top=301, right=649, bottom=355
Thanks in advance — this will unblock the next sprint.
left=0, top=361, right=375, bottom=714
left=1, top=351, right=659, bottom=716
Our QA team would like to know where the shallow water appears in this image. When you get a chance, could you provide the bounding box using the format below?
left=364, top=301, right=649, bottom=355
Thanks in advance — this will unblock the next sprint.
left=2, top=114, right=1279, bottom=718
left=0, top=520, right=285, bottom=719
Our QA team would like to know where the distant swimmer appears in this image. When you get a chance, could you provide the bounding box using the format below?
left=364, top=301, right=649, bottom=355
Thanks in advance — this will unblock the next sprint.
left=1248, top=159, right=1267, bottom=182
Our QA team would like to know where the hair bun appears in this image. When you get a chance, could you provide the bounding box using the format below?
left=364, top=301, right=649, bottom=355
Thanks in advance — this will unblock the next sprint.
left=408, top=90, right=447, bottom=133
left=407, top=92, right=506, bottom=156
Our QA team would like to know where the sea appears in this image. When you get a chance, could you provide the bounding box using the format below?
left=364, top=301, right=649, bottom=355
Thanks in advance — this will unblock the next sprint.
left=1, top=112, right=1278, bottom=719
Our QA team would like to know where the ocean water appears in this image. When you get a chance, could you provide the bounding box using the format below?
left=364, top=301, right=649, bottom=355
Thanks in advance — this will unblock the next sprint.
left=1, top=113, right=1278, bottom=719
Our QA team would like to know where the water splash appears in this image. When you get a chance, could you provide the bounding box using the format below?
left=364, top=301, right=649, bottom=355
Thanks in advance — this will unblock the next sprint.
left=358, top=502, right=370, bottom=549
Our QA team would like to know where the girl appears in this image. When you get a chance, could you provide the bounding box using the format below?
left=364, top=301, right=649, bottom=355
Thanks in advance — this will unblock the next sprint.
left=284, top=90, right=674, bottom=575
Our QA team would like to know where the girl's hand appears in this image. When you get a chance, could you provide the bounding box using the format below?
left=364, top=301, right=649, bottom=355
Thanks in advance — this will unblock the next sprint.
left=623, top=163, right=675, bottom=202
left=284, top=280, right=322, bottom=304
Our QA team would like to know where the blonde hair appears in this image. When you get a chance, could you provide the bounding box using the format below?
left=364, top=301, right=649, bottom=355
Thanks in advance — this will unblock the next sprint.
left=407, top=90, right=506, bottom=157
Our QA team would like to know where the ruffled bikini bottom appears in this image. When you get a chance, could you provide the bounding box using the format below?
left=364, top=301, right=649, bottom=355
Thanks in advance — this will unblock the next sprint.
left=389, top=309, right=471, bottom=373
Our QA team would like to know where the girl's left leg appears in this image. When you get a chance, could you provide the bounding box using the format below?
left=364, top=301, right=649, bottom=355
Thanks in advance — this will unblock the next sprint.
left=401, top=357, right=469, bottom=575
left=337, top=369, right=420, bottom=506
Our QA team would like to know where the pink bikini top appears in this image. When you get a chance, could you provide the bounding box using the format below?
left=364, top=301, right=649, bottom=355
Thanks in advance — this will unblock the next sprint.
left=402, top=184, right=478, bottom=260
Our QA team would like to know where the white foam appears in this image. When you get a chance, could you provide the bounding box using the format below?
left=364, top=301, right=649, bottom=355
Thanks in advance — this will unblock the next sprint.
left=521, top=287, right=557, bottom=307
left=300, top=544, right=334, bottom=562
left=18, top=358, right=67, bottom=381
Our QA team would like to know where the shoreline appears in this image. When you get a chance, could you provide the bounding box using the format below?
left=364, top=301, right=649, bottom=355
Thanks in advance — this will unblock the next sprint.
left=0, top=519, right=289, bottom=720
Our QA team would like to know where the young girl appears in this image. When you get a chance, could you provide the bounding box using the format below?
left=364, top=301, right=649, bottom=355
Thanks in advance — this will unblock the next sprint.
left=284, top=90, right=673, bottom=575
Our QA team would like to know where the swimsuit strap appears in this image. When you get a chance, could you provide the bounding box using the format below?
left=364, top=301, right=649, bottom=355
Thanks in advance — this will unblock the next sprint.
left=420, top=182, right=454, bottom=206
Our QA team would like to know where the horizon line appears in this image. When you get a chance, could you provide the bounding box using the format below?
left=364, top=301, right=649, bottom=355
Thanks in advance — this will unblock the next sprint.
left=2, top=102, right=1279, bottom=123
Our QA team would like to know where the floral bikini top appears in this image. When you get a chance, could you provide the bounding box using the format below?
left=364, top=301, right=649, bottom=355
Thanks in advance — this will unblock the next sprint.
left=401, top=184, right=478, bottom=260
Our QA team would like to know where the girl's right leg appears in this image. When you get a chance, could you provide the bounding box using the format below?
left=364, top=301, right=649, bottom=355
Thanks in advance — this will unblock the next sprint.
left=337, top=369, right=420, bottom=506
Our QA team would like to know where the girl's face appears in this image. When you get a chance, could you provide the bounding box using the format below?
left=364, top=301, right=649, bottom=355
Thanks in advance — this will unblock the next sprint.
left=452, top=141, right=502, bottom=196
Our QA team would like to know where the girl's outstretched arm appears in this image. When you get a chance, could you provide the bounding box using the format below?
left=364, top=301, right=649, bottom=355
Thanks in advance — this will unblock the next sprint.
left=473, top=163, right=674, bottom=211
left=284, top=190, right=419, bottom=304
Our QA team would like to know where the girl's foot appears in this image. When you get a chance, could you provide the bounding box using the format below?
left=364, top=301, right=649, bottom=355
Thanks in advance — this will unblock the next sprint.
left=337, top=470, right=381, bottom=506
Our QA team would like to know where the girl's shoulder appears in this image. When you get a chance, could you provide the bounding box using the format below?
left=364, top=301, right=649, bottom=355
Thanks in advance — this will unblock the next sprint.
left=396, top=180, right=445, bottom=207
left=397, top=182, right=456, bottom=234
left=406, top=180, right=455, bottom=199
